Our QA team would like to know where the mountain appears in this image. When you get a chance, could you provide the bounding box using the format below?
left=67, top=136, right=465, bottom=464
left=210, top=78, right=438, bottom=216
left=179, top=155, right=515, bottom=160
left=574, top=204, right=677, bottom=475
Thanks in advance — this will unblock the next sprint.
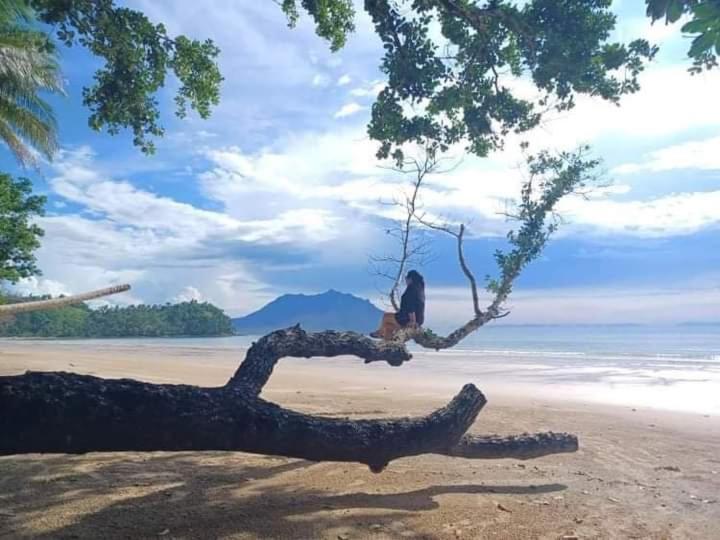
left=232, top=290, right=384, bottom=335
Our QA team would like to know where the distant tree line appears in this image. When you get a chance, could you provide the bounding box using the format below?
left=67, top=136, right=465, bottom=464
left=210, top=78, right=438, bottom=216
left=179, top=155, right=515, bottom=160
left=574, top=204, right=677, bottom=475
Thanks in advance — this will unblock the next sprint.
left=0, top=297, right=233, bottom=338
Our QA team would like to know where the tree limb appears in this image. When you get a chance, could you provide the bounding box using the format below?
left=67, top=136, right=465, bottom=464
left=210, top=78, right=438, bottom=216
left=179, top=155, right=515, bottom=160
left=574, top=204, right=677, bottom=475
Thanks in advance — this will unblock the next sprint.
left=373, top=150, right=439, bottom=309
left=456, top=224, right=481, bottom=317
left=0, top=284, right=131, bottom=316
left=0, top=326, right=578, bottom=471
left=414, top=215, right=481, bottom=318
left=229, top=326, right=411, bottom=394
left=377, top=147, right=599, bottom=352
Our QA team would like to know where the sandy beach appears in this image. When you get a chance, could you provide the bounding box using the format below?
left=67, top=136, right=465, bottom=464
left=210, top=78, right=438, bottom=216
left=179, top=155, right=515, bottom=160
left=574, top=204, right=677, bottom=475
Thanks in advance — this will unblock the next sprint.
left=1, top=340, right=719, bottom=539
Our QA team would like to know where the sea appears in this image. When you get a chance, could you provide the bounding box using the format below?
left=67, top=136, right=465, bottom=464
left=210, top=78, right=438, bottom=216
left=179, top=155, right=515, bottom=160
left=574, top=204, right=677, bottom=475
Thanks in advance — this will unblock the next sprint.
left=5, top=325, right=720, bottom=415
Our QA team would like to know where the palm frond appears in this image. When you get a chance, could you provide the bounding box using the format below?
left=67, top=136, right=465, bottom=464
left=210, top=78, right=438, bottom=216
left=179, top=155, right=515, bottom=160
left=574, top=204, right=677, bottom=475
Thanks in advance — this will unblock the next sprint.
left=0, top=81, right=55, bottom=123
left=0, top=7, right=64, bottom=167
left=0, top=36, right=64, bottom=92
left=0, top=118, right=36, bottom=166
left=0, top=0, right=34, bottom=25
left=0, top=96, right=57, bottom=156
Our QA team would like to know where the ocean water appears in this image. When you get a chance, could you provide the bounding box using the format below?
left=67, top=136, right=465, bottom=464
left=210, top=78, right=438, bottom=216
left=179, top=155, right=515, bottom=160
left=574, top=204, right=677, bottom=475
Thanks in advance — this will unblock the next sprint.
left=18, top=324, right=720, bottom=359
left=430, top=324, right=720, bottom=360
left=412, top=325, right=720, bottom=415
left=6, top=325, right=720, bottom=414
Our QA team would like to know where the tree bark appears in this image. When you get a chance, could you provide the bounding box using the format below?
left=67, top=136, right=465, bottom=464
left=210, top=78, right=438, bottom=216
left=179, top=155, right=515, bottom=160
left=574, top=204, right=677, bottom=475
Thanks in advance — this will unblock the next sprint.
left=0, top=284, right=131, bottom=316
left=0, top=326, right=578, bottom=471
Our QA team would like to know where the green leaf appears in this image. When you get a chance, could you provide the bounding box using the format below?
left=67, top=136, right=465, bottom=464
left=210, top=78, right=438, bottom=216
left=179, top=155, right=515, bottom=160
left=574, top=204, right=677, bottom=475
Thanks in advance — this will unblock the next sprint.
left=693, top=2, right=720, bottom=20
left=646, top=0, right=672, bottom=21
left=681, top=18, right=711, bottom=33
left=689, top=31, right=716, bottom=57
left=29, top=0, right=222, bottom=154
left=666, top=0, right=685, bottom=23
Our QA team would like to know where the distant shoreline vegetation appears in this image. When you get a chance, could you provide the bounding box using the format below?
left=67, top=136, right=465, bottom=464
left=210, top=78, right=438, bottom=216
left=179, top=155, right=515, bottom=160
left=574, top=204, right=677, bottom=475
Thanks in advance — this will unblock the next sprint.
left=0, top=296, right=233, bottom=338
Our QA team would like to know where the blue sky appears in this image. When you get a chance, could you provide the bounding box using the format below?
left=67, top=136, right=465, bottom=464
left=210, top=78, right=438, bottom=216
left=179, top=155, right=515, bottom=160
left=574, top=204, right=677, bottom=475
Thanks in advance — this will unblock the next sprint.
left=4, top=0, right=720, bottom=327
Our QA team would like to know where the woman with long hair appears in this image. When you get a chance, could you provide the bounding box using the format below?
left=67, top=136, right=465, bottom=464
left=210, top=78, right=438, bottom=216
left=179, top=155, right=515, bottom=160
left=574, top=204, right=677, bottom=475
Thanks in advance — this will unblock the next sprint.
left=370, top=270, right=425, bottom=340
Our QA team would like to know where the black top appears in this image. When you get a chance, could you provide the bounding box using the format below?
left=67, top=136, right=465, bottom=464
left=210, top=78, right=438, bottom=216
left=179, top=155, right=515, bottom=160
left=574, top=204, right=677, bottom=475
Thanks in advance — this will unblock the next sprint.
left=396, top=286, right=425, bottom=326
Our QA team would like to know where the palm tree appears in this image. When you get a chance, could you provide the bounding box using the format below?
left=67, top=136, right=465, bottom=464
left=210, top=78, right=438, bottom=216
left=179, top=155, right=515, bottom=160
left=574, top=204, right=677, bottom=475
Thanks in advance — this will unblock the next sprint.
left=0, top=284, right=131, bottom=318
left=0, top=0, right=63, bottom=167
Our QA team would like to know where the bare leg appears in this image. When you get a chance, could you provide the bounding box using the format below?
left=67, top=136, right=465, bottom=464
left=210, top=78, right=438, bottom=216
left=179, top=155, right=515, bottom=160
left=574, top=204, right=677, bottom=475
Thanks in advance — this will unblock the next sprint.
left=370, top=312, right=400, bottom=340
left=380, top=313, right=401, bottom=340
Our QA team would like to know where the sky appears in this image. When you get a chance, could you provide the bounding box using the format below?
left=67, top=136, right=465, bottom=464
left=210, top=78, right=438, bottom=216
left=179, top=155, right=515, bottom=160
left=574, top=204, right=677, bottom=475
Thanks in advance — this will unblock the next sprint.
left=3, top=0, right=720, bottom=329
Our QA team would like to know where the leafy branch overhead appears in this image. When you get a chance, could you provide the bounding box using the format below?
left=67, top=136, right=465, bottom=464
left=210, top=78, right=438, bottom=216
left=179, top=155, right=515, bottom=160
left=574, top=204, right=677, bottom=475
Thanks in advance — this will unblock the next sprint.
left=282, top=0, right=658, bottom=162
left=646, top=0, right=720, bottom=72
left=29, top=0, right=223, bottom=154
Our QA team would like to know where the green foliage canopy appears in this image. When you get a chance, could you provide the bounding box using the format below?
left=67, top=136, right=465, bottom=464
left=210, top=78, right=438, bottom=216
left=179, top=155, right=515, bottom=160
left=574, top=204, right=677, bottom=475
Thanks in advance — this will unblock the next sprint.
left=484, top=147, right=600, bottom=308
left=0, top=173, right=45, bottom=283
left=0, top=299, right=234, bottom=338
left=28, top=0, right=223, bottom=154
left=282, top=0, right=658, bottom=162
left=646, top=0, right=720, bottom=72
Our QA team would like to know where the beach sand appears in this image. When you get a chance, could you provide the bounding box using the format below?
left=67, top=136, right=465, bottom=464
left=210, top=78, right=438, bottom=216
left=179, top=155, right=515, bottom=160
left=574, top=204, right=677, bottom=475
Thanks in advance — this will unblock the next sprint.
left=1, top=341, right=719, bottom=539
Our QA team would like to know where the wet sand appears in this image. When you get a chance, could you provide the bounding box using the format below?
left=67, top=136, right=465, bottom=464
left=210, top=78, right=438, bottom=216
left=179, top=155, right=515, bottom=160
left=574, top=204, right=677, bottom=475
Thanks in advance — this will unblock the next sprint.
left=1, top=341, right=719, bottom=539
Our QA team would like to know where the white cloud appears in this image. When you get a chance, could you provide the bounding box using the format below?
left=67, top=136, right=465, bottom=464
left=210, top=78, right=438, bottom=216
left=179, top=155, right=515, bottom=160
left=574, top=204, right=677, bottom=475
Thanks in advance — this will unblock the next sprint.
left=172, top=286, right=204, bottom=303
left=350, top=80, right=386, bottom=98
left=424, top=285, right=720, bottom=327
left=198, top=123, right=720, bottom=240
left=312, top=73, right=330, bottom=87
left=196, top=130, right=218, bottom=139
left=51, top=147, right=340, bottom=245
left=612, top=136, right=720, bottom=174
left=326, top=56, right=343, bottom=68
left=560, top=189, right=720, bottom=237
left=28, top=148, right=363, bottom=314
left=199, top=127, right=386, bottom=202
left=533, top=66, right=720, bottom=147
left=10, top=277, right=72, bottom=298
left=334, top=102, right=365, bottom=119
left=337, top=74, right=352, bottom=86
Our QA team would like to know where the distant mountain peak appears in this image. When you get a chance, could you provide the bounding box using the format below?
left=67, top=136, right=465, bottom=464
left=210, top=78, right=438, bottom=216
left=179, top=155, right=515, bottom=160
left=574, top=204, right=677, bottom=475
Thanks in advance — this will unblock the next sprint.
left=232, top=290, right=383, bottom=335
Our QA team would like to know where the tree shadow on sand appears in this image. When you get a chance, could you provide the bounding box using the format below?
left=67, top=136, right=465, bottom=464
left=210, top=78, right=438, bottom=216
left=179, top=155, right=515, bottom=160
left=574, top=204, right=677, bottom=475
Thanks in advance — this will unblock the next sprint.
left=0, top=453, right=566, bottom=539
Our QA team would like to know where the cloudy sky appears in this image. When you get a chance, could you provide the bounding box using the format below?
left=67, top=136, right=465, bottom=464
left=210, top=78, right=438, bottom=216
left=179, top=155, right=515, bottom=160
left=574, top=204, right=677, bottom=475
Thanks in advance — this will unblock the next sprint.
left=4, top=0, right=720, bottom=328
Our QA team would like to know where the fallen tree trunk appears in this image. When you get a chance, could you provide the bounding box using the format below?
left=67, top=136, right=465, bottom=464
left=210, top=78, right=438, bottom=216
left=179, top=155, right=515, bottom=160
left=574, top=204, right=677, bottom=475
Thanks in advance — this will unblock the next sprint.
left=0, top=326, right=578, bottom=470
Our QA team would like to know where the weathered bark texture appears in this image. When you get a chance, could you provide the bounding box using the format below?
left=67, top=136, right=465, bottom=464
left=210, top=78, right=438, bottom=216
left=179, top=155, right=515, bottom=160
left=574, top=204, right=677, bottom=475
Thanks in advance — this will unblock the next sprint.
left=392, top=315, right=492, bottom=352
left=0, top=284, right=131, bottom=316
left=0, top=326, right=578, bottom=471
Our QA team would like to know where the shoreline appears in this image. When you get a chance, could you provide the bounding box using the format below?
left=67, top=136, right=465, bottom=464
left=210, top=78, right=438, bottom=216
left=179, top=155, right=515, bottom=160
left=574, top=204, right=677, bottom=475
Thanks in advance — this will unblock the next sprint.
left=2, top=338, right=718, bottom=416
left=1, top=341, right=719, bottom=538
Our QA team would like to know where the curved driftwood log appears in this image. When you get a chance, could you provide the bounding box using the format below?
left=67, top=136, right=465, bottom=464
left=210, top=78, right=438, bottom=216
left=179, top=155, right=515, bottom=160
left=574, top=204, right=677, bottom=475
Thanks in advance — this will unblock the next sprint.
left=0, top=284, right=131, bottom=316
left=0, top=326, right=578, bottom=471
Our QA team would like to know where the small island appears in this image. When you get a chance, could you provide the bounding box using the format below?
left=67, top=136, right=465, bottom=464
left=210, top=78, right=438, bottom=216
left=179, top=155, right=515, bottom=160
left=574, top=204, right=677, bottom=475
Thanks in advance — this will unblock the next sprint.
left=0, top=297, right=233, bottom=338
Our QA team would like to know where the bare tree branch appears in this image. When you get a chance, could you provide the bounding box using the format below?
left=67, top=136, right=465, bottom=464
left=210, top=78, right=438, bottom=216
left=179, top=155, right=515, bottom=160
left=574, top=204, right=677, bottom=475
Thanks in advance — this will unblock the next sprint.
left=456, top=224, right=481, bottom=317
left=413, top=214, right=481, bottom=317
left=371, top=147, right=446, bottom=309
left=375, top=146, right=600, bottom=351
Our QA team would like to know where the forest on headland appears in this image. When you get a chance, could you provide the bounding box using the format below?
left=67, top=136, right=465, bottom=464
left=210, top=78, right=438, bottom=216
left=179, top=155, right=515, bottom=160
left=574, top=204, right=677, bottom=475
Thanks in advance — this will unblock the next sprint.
left=0, top=297, right=233, bottom=338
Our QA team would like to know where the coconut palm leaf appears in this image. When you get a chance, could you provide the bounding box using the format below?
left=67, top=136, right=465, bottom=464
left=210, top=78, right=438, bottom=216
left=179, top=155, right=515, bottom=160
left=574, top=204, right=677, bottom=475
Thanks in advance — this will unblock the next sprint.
left=0, top=1, right=63, bottom=167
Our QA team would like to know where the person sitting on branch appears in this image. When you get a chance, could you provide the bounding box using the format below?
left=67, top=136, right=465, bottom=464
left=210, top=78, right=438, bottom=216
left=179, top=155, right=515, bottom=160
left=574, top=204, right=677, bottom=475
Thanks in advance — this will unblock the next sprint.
left=371, top=270, right=425, bottom=340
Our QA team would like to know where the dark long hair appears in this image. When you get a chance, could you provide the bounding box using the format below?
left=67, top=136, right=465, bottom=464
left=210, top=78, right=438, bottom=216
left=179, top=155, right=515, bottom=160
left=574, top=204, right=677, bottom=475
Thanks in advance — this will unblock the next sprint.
left=406, top=270, right=425, bottom=302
